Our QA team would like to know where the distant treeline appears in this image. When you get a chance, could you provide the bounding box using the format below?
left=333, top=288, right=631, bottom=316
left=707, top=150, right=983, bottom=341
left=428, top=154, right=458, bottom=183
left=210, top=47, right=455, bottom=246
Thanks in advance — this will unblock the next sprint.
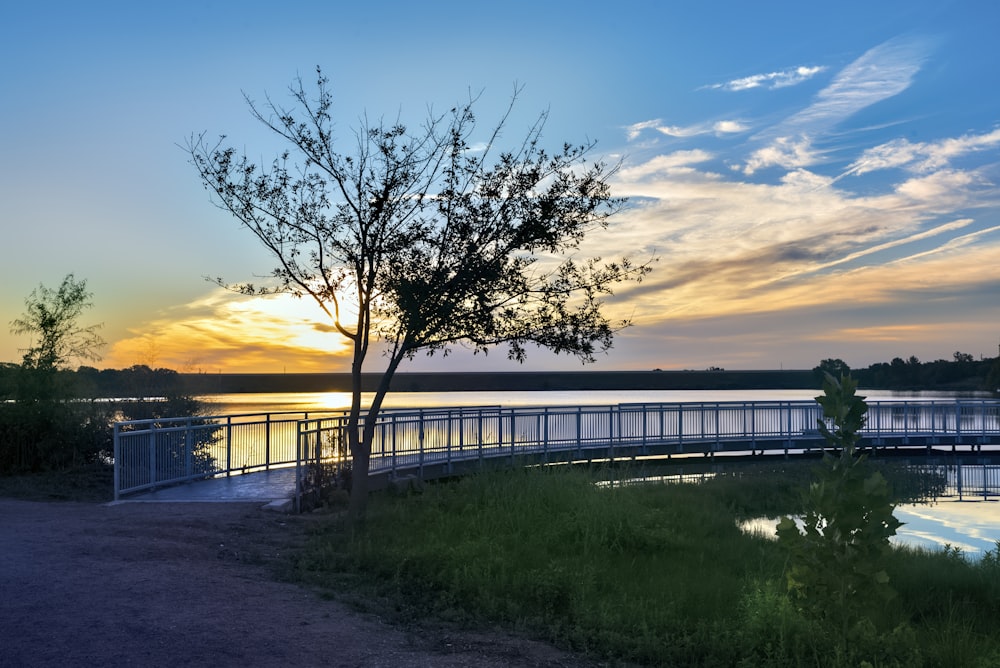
left=2, top=354, right=996, bottom=399
left=0, top=363, right=192, bottom=400
left=849, top=352, right=999, bottom=392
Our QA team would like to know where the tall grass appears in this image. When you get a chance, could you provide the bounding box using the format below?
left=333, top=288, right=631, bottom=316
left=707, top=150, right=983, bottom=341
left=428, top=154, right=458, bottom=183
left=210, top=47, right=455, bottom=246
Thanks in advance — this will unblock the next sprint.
left=296, top=464, right=1000, bottom=666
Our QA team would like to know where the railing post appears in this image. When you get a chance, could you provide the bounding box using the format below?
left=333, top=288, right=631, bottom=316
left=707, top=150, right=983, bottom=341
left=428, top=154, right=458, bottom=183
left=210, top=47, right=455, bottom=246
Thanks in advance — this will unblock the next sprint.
left=509, top=410, right=516, bottom=465
left=713, top=404, right=720, bottom=455
left=148, top=421, right=157, bottom=487
left=185, top=418, right=193, bottom=479
left=576, top=407, right=582, bottom=458
left=542, top=408, right=549, bottom=463
left=419, top=411, right=426, bottom=477
left=609, top=406, right=616, bottom=465
left=954, top=402, right=962, bottom=452
left=225, top=416, right=233, bottom=476
left=498, top=409, right=504, bottom=458
left=678, top=406, right=684, bottom=452
left=446, top=412, right=453, bottom=473
left=113, top=422, right=121, bottom=501
left=265, top=413, right=272, bottom=470
left=294, top=420, right=304, bottom=514
left=391, top=414, right=398, bottom=476
left=784, top=403, right=790, bottom=457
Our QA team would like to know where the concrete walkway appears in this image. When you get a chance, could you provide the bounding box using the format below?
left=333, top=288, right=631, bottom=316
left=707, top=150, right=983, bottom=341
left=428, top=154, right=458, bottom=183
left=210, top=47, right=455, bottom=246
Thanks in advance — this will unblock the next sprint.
left=116, top=467, right=296, bottom=507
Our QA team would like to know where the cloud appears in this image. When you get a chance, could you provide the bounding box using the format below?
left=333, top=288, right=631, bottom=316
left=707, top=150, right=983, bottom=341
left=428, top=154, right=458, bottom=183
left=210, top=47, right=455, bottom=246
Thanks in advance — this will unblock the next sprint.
left=625, top=118, right=748, bottom=141
left=707, top=65, right=825, bottom=91
left=617, top=150, right=714, bottom=181
left=601, top=111, right=1000, bottom=341
left=105, top=291, right=355, bottom=373
left=845, top=128, right=1000, bottom=176
left=625, top=119, right=663, bottom=141
left=738, top=36, right=933, bottom=175
left=768, top=37, right=930, bottom=140
left=742, top=137, right=817, bottom=174
left=713, top=120, right=749, bottom=134
left=894, top=169, right=979, bottom=205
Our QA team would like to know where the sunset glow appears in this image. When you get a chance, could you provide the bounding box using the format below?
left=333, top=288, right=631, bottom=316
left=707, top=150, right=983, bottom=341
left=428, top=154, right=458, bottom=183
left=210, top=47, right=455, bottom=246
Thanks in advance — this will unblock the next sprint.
left=3, top=2, right=998, bottom=373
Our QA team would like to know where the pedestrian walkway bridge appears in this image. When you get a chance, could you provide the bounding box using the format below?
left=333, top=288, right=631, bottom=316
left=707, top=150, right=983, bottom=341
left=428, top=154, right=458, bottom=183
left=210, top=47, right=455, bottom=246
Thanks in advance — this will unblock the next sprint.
left=114, top=399, right=1000, bottom=506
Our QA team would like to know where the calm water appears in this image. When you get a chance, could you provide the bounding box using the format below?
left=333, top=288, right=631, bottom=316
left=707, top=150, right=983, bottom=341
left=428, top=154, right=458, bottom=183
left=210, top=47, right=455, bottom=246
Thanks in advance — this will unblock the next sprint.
left=200, top=388, right=999, bottom=559
left=742, top=501, right=1000, bottom=561
left=199, top=388, right=980, bottom=416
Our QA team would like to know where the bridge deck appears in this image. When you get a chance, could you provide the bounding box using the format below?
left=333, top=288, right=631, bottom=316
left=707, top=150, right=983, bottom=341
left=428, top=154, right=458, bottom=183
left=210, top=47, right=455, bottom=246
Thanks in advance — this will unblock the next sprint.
left=115, top=468, right=296, bottom=505
left=119, top=435, right=1000, bottom=505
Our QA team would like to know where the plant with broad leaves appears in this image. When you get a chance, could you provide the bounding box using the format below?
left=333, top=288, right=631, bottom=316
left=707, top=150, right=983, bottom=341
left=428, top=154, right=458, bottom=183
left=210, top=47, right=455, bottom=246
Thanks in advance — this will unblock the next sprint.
left=776, top=373, right=902, bottom=649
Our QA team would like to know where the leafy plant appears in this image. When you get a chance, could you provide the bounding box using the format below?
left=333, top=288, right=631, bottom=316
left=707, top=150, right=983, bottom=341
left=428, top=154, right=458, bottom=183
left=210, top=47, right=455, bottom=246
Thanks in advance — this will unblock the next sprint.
left=776, top=373, right=903, bottom=651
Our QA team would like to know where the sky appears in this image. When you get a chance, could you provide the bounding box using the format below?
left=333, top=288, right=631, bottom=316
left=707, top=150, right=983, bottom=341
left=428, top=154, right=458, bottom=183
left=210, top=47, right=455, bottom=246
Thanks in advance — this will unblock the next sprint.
left=2, top=0, right=998, bottom=375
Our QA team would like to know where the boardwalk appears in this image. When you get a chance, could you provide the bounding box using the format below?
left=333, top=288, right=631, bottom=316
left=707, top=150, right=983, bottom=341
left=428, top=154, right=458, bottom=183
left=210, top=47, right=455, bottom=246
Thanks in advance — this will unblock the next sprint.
left=115, top=399, right=1000, bottom=504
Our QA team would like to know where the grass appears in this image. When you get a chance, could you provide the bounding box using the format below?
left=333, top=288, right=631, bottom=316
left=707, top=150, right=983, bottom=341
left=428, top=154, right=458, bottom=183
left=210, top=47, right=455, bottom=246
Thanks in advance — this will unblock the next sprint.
left=294, top=463, right=1000, bottom=667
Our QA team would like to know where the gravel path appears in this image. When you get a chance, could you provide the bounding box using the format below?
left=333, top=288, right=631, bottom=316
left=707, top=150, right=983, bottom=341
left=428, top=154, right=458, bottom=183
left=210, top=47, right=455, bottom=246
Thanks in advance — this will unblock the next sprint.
left=0, top=499, right=597, bottom=667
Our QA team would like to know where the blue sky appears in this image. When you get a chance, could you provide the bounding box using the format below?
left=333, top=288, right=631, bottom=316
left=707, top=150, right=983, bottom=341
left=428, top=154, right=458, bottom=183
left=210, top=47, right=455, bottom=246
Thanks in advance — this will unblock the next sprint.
left=2, top=0, right=998, bottom=374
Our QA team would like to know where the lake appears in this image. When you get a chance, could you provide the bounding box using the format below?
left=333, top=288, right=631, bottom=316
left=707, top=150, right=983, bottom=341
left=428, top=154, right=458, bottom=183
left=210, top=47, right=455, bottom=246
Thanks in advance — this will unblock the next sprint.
left=198, top=388, right=1000, bottom=559
left=198, top=387, right=983, bottom=415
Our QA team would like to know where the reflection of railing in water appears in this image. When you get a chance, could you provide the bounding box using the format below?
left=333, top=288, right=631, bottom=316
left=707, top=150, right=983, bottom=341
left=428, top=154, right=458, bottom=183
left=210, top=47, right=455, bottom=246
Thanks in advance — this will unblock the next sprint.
left=115, top=399, right=1000, bottom=501
left=931, top=464, right=1000, bottom=501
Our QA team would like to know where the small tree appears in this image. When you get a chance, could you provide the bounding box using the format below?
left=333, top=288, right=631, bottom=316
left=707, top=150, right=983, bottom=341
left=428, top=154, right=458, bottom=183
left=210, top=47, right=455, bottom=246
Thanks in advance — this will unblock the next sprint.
left=9, top=274, right=105, bottom=401
left=4, top=275, right=108, bottom=471
left=187, top=70, right=649, bottom=518
left=776, top=373, right=902, bottom=654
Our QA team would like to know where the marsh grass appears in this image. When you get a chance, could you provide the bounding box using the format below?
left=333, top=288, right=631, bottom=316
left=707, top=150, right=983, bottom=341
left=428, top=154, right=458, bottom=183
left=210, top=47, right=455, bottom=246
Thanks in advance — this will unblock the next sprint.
left=297, top=464, right=1000, bottom=666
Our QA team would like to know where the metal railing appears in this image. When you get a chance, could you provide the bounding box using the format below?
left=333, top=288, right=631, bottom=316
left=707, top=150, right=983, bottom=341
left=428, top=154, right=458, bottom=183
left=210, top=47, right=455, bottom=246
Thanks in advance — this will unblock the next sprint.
left=114, top=399, right=1000, bottom=500
left=113, top=410, right=342, bottom=500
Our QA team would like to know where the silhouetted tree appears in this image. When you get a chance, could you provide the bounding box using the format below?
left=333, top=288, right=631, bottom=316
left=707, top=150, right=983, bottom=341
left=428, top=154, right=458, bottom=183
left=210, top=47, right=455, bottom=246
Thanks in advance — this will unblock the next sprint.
left=3, top=276, right=109, bottom=471
left=813, top=358, right=850, bottom=386
left=10, top=274, right=104, bottom=375
left=188, top=70, right=650, bottom=518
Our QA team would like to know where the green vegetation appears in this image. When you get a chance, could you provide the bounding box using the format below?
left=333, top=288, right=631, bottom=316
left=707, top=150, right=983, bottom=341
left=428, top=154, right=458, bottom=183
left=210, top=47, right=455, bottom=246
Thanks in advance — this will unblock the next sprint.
left=294, top=464, right=1000, bottom=667
left=2, top=275, right=204, bottom=477
left=777, top=374, right=903, bottom=660
left=817, top=352, right=999, bottom=392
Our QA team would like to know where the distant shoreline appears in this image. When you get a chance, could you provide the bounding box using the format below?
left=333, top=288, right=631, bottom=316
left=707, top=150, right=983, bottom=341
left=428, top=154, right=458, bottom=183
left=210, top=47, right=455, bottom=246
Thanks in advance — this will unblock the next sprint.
left=179, top=370, right=818, bottom=394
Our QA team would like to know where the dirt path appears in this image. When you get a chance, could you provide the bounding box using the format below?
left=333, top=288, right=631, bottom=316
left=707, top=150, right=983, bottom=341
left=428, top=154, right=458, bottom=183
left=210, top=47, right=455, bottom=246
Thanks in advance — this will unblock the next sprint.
left=0, top=499, right=596, bottom=667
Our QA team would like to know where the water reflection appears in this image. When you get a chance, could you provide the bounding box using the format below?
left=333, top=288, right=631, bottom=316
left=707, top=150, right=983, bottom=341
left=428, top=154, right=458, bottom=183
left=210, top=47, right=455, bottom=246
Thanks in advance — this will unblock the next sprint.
left=741, top=501, right=1000, bottom=560
left=893, top=501, right=1000, bottom=557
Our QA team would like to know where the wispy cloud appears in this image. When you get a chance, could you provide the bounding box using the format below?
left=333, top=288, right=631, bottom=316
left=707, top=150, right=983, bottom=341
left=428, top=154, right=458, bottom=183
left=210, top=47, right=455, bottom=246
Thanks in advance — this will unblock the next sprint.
left=781, top=37, right=929, bottom=135
left=625, top=118, right=748, bottom=141
left=740, top=36, right=934, bottom=175
left=844, top=128, right=1000, bottom=176
left=706, top=65, right=825, bottom=92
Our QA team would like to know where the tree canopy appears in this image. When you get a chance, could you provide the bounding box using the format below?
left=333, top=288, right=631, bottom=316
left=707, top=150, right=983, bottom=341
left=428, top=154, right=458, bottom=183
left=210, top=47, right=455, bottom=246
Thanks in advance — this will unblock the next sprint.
left=187, top=70, right=650, bottom=517
left=10, top=273, right=104, bottom=373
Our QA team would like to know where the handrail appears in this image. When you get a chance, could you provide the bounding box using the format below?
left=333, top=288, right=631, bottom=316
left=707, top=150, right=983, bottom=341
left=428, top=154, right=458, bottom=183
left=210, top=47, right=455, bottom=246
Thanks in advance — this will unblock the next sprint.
left=114, top=399, right=1000, bottom=500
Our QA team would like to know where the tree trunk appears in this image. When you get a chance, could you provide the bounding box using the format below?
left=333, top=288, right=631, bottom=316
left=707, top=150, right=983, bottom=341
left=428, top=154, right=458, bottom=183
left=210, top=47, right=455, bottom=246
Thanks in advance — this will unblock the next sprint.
left=347, top=351, right=407, bottom=522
